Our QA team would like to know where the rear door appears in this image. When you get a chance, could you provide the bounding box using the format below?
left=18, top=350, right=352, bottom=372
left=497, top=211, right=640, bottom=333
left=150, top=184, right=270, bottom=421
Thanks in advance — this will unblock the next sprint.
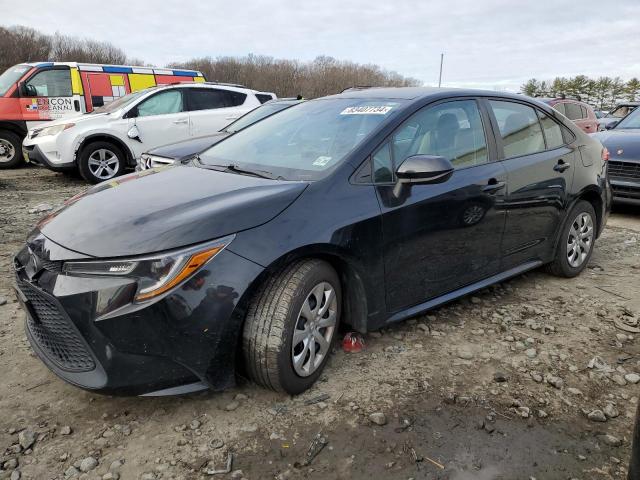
left=487, top=99, right=576, bottom=269
left=377, top=98, right=507, bottom=313
left=127, top=88, right=190, bottom=158
left=19, top=66, right=82, bottom=129
left=186, top=88, right=250, bottom=136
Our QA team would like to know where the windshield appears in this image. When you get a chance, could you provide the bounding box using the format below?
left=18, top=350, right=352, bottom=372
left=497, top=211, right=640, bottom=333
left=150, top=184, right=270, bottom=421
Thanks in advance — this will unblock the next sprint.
left=607, top=105, right=636, bottom=119
left=225, top=102, right=298, bottom=133
left=199, top=98, right=404, bottom=180
left=92, top=89, right=151, bottom=114
left=0, top=64, right=31, bottom=96
left=615, top=108, right=640, bottom=129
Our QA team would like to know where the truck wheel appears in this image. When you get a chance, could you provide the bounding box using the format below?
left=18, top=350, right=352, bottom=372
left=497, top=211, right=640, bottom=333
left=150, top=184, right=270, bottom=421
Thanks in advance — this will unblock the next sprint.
left=78, top=141, right=125, bottom=184
left=546, top=200, right=596, bottom=278
left=0, top=130, right=24, bottom=169
left=243, top=259, right=341, bottom=394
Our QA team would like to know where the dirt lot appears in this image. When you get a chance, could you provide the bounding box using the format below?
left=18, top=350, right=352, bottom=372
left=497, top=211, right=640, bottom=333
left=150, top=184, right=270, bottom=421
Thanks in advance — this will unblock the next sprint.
left=1, top=167, right=639, bottom=480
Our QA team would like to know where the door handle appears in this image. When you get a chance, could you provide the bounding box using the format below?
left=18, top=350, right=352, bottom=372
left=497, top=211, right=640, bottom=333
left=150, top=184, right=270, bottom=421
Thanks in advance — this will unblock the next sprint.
left=172, top=118, right=189, bottom=124
left=553, top=159, right=571, bottom=173
left=482, top=179, right=505, bottom=194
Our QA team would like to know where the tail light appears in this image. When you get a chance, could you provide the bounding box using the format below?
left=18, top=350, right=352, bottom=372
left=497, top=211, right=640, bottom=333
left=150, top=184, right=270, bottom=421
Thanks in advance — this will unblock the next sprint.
left=602, top=147, right=609, bottom=162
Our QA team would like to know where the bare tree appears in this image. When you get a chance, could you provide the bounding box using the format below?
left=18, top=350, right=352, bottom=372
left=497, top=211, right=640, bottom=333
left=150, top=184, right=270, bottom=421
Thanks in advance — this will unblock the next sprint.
left=170, top=54, right=422, bottom=98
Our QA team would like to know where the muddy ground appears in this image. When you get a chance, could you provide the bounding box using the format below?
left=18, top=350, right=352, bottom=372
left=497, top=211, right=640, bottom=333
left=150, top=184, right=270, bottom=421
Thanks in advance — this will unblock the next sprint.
left=0, top=167, right=639, bottom=480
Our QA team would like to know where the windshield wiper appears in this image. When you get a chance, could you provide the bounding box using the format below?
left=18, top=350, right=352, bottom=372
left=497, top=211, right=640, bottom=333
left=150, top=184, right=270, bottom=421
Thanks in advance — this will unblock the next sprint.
left=195, top=157, right=276, bottom=179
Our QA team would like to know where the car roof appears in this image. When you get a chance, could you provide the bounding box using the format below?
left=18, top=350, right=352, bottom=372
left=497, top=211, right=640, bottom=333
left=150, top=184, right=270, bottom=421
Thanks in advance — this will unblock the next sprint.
left=327, top=86, right=530, bottom=102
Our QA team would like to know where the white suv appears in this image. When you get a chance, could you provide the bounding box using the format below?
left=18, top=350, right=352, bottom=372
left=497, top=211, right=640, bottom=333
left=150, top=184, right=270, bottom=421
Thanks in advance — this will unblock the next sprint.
left=22, top=83, right=276, bottom=183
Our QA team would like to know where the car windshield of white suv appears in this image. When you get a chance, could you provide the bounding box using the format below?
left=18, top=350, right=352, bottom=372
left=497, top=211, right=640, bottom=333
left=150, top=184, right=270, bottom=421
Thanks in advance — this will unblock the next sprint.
left=0, top=64, right=30, bottom=96
left=92, top=89, right=150, bottom=114
left=198, top=98, right=404, bottom=180
left=615, top=108, right=640, bottom=129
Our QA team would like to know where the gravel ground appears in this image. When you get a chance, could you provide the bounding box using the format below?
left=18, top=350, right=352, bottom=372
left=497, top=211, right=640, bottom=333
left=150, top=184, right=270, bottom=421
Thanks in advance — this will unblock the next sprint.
left=0, top=167, right=639, bottom=480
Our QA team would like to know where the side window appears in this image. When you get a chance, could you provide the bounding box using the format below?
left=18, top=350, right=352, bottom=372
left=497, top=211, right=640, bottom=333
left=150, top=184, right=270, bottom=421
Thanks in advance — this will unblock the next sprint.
left=565, top=102, right=582, bottom=120
left=226, top=91, right=247, bottom=107
left=25, top=69, right=72, bottom=97
left=391, top=99, right=488, bottom=169
left=137, top=90, right=184, bottom=117
left=538, top=111, right=564, bottom=149
left=372, top=142, right=393, bottom=183
left=188, top=89, right=227, bottom=111
left=489, top=100, right=545, bottom=158
left=552, top=103, right=566, bottom=115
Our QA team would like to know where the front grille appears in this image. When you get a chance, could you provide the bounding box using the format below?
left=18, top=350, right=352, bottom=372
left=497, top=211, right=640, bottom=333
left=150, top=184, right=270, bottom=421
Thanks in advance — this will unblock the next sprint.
left=608, top=160, right=640, bottom=180
left=611, top=184, right=640, bottom=200
left=40, top=259, right=63, bottom=273
left=19, top=282, right=95, bottom=372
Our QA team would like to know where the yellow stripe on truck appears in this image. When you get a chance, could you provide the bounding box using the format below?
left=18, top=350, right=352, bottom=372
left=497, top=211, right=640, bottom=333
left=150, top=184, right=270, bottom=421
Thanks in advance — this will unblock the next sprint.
left=194, top=77, right=205, bottom=83
left=128, top=73, right=156, bottom=92
left=109, top=75, right=125, bottom=86
left=71, top=68, right=83, bottom=95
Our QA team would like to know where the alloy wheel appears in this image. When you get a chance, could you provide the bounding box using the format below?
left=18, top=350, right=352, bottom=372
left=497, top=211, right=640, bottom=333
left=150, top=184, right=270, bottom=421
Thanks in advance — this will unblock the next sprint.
left=0, top=139, right=15, bottom=163
left=88, top=149, right=120, bottom=180
left=291, top=282, right=338, bottom=377
left=567, top=212, right=594, bottom=268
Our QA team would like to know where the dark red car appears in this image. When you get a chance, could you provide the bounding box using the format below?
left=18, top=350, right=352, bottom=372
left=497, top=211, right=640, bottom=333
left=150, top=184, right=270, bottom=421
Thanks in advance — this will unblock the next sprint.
left=542, top=97, right=599, bottom=134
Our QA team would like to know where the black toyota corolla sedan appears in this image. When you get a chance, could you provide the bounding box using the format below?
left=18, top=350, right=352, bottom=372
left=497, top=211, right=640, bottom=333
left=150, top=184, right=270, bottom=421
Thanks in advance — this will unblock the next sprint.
left=14, top=87, right=611, bottom=396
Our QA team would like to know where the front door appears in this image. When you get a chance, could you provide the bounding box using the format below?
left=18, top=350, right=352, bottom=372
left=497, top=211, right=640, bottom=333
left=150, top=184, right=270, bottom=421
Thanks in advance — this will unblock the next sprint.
left=128, top=89, right=190, bottom=158
left=18, top=66, right=82, bottom=129
left=378, top=99, right=507, bottom=313
left=486, top=99, right=576, bottom=268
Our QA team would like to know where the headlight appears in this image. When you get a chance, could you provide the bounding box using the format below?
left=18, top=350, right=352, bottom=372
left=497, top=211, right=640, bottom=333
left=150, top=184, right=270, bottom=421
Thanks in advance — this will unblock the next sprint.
left=31, top=123, right=75, bottom=138
left=62, top=236, right=234, bottom=302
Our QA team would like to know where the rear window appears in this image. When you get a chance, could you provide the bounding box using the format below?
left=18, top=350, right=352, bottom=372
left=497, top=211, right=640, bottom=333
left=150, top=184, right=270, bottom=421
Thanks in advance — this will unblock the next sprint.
left=188, top=88, right=227, bottom=110
left=256, top=93, right=275, bottom=104
left=538, top=112, right=565, bottom=149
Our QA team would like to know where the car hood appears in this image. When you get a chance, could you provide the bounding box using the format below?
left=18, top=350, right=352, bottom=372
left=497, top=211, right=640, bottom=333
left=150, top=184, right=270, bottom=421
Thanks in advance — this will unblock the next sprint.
left=32, top=112, right=111, bottom=130
left=38, top=165, right=309, bottom=258
left=147, top=132, right=230, bottom=160
left=592, top=130, right=640, bottom=160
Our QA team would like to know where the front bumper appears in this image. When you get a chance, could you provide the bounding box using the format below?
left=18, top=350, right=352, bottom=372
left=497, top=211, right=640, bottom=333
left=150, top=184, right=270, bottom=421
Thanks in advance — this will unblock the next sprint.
left=14, top=235, right=263, bottom=396
left=22, top=144, right=75, bottom=171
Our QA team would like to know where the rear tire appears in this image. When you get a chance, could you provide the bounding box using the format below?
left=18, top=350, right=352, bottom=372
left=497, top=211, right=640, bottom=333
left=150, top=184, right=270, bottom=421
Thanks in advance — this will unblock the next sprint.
left=78, top=141, right=125, bottom=184
left=0, top=130, right=24, bottom=169
left=242, top=259, right=341, bottom=394
left=546, top=200, right=596, bottom=278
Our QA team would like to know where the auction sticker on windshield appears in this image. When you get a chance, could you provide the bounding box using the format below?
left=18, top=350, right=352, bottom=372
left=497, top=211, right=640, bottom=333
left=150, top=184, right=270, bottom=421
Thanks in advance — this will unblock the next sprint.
left=340, top=105, right=393, bottom=115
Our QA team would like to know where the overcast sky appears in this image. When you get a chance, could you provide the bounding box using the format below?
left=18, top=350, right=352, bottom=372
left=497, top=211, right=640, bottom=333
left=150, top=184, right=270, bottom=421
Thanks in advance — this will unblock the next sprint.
left=4, top=0, right=640, bottom=91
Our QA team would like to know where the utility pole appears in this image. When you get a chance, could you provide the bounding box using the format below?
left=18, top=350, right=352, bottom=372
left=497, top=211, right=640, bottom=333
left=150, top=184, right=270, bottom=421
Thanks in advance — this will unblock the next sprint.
left=438, top=53, right=444, bottom=88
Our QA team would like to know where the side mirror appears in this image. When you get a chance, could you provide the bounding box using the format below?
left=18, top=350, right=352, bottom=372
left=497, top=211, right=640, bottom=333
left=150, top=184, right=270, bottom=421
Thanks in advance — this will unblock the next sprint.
left=127, top=125, right=141, bottom=143
left=19, top=82, right=37, bottom=97
left=393, top=154, right=454, bottom=197
left=605, top=120, right=619, bottom=130
left=396, top=155, right=454, bottom=184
